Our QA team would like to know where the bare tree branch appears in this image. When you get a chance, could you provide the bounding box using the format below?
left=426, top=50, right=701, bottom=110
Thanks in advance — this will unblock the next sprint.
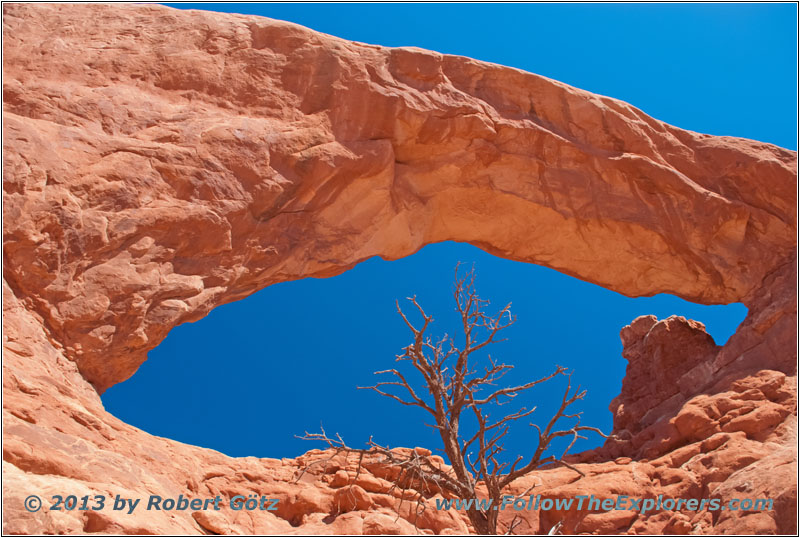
left=298, top=264, right=607, bottom=534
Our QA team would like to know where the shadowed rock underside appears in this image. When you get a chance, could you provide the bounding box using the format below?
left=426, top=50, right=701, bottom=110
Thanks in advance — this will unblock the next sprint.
left=2, top=3, right=797, bottom=535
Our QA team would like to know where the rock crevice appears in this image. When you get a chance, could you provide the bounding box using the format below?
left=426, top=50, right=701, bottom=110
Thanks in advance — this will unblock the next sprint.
left=2, top=3, right=796, bottom=534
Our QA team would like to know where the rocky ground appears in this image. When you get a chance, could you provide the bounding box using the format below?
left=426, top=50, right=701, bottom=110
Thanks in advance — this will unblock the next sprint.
left=3, top=3, right=796, bottom=534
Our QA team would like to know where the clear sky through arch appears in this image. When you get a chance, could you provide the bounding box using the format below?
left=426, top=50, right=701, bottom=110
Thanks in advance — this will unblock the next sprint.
left=102, top=3, right=792, bottom=460
left=103, top=243, right=747, bottom=459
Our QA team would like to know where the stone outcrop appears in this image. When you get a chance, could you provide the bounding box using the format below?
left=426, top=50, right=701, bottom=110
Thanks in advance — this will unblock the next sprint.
left=2, top=3, right=796, bottom=535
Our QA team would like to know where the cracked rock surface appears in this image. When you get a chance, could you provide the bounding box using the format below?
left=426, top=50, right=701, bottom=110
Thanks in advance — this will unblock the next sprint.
left=3, top=3, right=796, bottom=534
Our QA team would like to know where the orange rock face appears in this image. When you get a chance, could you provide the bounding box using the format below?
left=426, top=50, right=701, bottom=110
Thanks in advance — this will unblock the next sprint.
left=2, top=3, right=796, bottom=535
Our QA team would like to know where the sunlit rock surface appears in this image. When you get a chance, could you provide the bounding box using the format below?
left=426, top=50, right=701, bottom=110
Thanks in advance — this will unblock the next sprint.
left=3, top=3, right=796, bottom=534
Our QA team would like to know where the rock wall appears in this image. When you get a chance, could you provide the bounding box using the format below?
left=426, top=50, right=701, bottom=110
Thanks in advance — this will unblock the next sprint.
left=3, top=3, right=796, bottom=534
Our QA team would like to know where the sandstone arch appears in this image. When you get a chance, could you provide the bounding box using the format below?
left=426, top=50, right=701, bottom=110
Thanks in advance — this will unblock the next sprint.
left=3, top=4, right=796, bottom=534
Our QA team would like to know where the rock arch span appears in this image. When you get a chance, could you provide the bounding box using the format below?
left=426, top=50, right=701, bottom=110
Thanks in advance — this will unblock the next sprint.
left=2, top=4, right=796, bottom=534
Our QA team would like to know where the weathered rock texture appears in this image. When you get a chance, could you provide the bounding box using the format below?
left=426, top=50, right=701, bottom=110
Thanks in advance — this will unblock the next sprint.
left=2, top=3, right=796, bottom=535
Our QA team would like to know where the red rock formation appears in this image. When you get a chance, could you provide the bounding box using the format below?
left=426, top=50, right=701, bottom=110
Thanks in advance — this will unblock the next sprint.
left=2, top=3, right=796, bottom=535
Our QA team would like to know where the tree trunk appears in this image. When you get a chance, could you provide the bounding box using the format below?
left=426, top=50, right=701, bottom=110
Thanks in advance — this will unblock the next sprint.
left=466, top=508, right=493, bottom=535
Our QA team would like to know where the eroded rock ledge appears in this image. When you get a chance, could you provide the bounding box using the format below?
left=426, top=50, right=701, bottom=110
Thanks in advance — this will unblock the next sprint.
left=2, top=3, right=797, bottom=534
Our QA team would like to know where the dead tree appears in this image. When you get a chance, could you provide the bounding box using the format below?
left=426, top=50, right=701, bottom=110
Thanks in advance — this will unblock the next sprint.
left=300, top=264, right=606, bottom=535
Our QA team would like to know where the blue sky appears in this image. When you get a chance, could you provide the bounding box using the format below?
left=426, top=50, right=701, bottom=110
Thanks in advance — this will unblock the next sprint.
left=103, top=3, right=794, bottom=461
